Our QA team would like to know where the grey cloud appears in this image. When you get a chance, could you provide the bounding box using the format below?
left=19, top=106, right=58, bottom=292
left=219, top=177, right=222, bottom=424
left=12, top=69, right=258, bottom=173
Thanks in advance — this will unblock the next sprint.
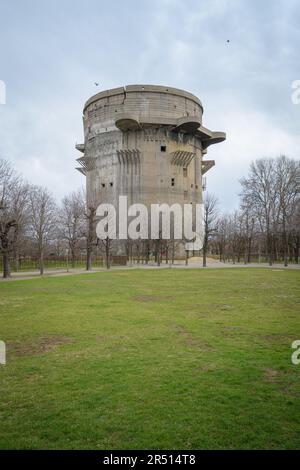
left=0, top=0, right=299, bottom=210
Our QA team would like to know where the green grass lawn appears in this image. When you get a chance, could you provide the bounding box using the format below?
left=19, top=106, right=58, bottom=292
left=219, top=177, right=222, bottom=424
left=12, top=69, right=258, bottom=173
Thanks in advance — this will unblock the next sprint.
left=0, top=268, right=299, bottom=449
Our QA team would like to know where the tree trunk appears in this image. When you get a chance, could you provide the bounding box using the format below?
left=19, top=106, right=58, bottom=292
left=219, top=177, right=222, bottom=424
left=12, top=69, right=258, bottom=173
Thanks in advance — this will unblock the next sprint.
left=86, top=245, right=92, bottom=271
left=283, top=227, right=288, bottom=267
left=232, top=246, right=236, bottom=264
left=165, top=244, right=169, bottom=264
left=172, top=239, right=175, bottom=264
left=202, top=238, right=207, bottom=267
left=39, top=248, right=44, bottom=275
left=267, top=232, right=273, bottom=266
left=71, top=245, right=76, bottom=269
left=14, top=246, right=20, bottom=272
left=2, top=252, right=11, bottom=278
left=130, top=243, right=133, bottom=265
left=244, top=246, right=248, bottom=264
left=247, top=236, right=252, bottom=263
left=295, top=235, right=299, bottom=264
left=105, top=239, right=111, bottom=269
left=105, top=252, right=110, bottom=269
left=218, top=244, right=222, bottom=262
left=156, top=239, right=161, bottom=266
left=86, top=207, right=96, bottom=271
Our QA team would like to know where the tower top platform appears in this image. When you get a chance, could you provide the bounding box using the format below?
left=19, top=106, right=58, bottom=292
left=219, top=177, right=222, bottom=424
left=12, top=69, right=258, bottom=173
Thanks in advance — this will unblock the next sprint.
left=83, top=84, right=203, bottom=114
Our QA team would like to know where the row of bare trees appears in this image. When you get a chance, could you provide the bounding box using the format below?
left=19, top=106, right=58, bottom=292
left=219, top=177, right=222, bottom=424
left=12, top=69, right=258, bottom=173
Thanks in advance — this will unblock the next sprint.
left=206, top=156, right=299, bottom=266
left=0, top=157, right=185, bottom=277
left=0, top=158, right=92, bottom=278
left=1, top=155, right=299, bottom=276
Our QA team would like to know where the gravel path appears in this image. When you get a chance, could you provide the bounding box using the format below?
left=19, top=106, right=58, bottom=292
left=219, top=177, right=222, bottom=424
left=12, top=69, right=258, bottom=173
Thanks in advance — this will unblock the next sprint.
left=1, top=258, right=299, bottom=281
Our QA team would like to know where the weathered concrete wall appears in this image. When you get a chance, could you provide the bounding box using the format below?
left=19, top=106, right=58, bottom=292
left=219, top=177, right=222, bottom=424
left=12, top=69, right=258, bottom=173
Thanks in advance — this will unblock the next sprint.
left=76, top=85, right=225, bottom=247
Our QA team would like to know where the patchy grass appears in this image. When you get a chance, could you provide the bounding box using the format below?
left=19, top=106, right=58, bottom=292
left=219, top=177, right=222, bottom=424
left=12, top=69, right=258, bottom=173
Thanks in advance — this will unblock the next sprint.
left=0, top=268, right=299, bottom=449
left=10, top=335, right=74, bottom=357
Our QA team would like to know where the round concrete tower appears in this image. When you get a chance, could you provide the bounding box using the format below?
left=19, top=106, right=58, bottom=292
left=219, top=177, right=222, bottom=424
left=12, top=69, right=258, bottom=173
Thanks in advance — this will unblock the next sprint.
left=76, top=85, right=225, bottom=247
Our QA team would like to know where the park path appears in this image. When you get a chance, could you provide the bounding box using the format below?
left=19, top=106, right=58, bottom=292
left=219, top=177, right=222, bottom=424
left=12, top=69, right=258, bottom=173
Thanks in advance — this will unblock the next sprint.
left=0, top=257, right=299, bottom=282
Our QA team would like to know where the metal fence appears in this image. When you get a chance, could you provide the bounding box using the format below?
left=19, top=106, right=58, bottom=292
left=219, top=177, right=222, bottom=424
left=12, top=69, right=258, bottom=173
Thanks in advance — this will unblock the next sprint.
left=0, top=255, right=127, bottom=273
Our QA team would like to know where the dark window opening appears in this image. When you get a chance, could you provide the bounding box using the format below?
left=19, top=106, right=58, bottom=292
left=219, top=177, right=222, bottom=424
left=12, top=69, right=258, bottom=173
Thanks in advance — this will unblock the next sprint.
left=183, top=167, right=187, bottom=177
left=171, top=178, right=175, bottom=187
left=191, top=184, right=193, bottom=188
left=161, top=145, right=166, bottom=152
left=110, top=182, right=113, bottom=187
left=102, top=183, right=105, bottom=188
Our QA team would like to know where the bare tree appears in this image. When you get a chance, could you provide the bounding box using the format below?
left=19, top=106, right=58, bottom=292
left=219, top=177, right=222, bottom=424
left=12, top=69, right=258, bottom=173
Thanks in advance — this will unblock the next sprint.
left=97, top=204, right=117, bottom=269
left=85, top=206, right=96, bottom=270
left=215, top=215, right=229, bottom=262
left=28, top=186, right=57, bottom=275
left=227, top=211, right=241, bottom=264
left=0, top=159, right=29, bottom=278
left=240, top=157, right=299, bottom=265
left=83, top=189, right=101, bottom=271
left=240, top=208, right=255, bottom=264
left=275, top=156, right=299, bottom=266
left=202, top=193, right=219, bottom=267
left=154, top=229, right=163, bottom=267
left=99, top=236, right=113, bottom=269
left=240, top=158, right=277, bottom=265
left=58, top=189, right=85, bottom=268
left=289, top=200, right=300, bottom=263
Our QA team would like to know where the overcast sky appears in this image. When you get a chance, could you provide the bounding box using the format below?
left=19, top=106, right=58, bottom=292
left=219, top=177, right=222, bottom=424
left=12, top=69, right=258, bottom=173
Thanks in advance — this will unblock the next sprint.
left=0, top=0, right=299, bottom=211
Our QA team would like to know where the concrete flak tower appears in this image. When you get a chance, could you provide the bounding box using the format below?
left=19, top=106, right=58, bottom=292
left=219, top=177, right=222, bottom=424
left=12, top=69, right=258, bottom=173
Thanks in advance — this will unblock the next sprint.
left=76, top=85, right=225, bottom=247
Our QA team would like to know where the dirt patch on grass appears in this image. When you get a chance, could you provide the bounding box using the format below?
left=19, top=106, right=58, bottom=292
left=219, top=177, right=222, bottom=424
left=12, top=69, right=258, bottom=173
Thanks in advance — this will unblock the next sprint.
left=260, top=334, right=295, bottom=343
left=265, top=368, right=280, bottom=381
left=0, top=298, right=23, bottom=307
left=218, top=304, right=234, bottom=311
left=96, top=334, right=106, bottom=341
left=221, top=326, right=248, bottom=337
left=133, top=295, right=173, bottom=302
left=260, top=283, right=275, bottom=289
left=263, top=368, right=297, bottom=396
left=264, top=368, right=284, bottom=382
left=174, top=325, right=215, bottom=351
left=9, top=335, right=74, bottom=357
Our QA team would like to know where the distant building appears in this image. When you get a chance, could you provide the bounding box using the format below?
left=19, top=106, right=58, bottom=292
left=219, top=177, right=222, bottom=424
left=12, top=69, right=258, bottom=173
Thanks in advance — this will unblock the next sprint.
left=76, top=85, right=225, bottom=252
